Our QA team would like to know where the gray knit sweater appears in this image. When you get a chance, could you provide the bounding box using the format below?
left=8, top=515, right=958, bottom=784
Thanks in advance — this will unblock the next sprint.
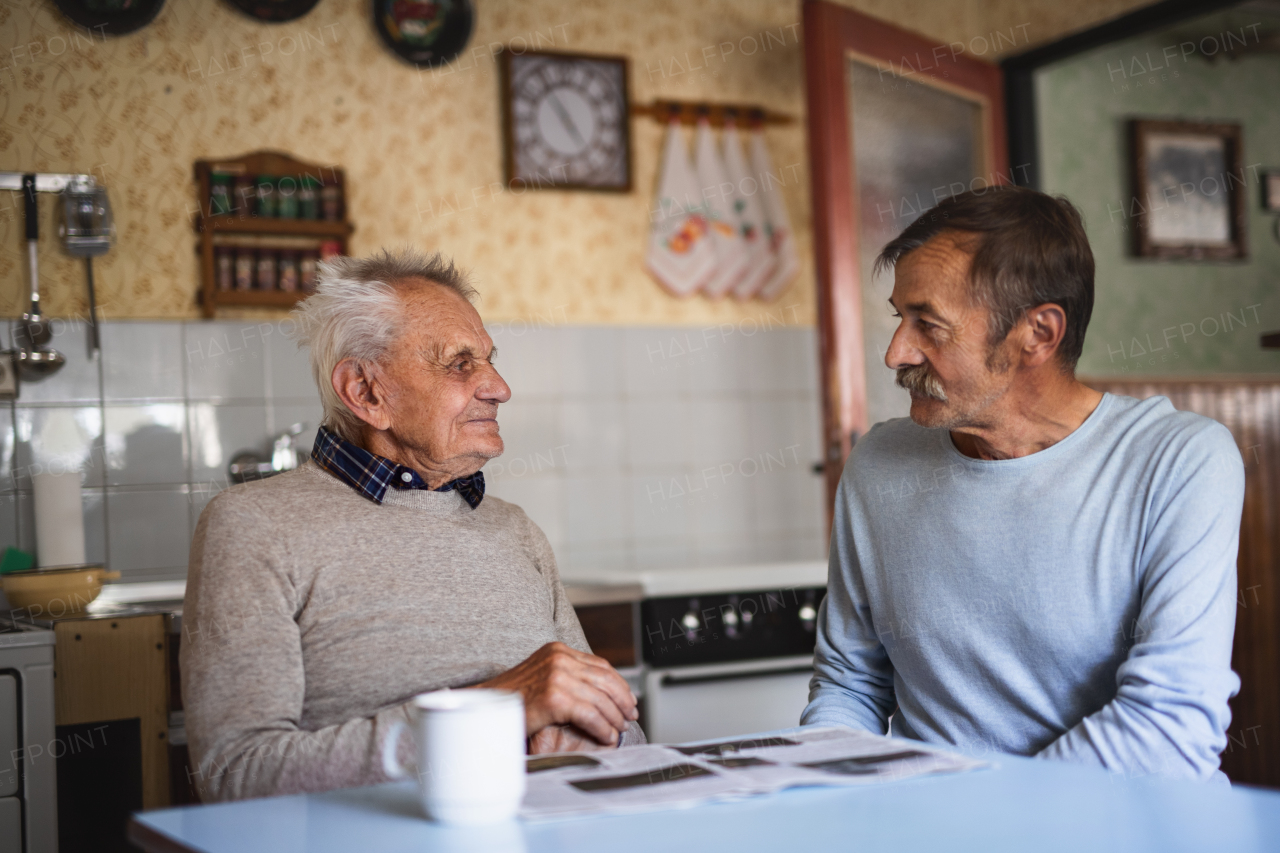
left=181, top=461, right=642, bottom=802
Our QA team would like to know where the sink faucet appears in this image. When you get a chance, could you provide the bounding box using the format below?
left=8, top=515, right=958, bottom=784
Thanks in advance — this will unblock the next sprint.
left=271, top=423, right=307, bottom=472
left=228, top=423, right=308, bottom=483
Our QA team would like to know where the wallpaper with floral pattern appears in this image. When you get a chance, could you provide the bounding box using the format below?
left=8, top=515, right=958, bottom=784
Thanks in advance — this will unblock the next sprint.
left=0, top=0, right=1149, bottom=323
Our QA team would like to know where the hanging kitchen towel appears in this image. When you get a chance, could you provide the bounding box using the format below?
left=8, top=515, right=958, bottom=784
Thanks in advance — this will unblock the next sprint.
left=646, top=119, right=717, bottom=297
left=750, top=128, right=801, bottom=301
left=694, top=119, right=749, bottom=298
left=722, top=122, right=776, bottom=299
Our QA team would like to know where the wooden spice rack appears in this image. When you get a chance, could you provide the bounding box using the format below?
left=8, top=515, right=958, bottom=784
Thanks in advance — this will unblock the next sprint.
left=192, top=150, right=354, bottom=318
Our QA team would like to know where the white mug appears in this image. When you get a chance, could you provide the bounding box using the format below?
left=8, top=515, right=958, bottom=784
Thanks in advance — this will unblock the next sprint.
left=382, top=688, right=527, bottom=824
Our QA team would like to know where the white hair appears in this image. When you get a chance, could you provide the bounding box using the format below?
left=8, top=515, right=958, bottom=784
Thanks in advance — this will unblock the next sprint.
left=289, top=248, right=476, bottom=443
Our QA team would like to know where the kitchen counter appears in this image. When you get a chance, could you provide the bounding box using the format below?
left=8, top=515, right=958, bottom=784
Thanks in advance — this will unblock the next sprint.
left=84, top=558, right=830, bottom=617
left=562, top=583, right=645, bottom=607
left=565, top=560, right=827, bottom=599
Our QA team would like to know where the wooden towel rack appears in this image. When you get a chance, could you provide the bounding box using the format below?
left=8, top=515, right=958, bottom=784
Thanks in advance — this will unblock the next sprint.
left=631, top=100, right=795, bottom=128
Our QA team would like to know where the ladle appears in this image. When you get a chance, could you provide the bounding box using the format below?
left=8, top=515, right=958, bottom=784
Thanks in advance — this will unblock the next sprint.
left=15, top=173, right=65, bottom=382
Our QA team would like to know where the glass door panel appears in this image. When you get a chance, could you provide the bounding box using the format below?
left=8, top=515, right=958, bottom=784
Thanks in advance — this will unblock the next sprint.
left=846, top=58, right=987, bottom=426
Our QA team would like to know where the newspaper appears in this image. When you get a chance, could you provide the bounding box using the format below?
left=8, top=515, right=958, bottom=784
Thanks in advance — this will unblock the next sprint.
left=521, top=727, right=987, bottom=820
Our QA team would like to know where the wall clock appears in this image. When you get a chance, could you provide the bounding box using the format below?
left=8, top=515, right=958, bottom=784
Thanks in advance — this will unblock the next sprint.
left=500, top=50, right=632, bottom=192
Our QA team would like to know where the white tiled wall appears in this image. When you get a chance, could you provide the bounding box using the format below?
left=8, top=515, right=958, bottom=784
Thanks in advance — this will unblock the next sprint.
left=483, top=324, right=826, bottom=578
left=1, top=318, right=318, bottom=584
left=0, top=318, right=826, bottom=582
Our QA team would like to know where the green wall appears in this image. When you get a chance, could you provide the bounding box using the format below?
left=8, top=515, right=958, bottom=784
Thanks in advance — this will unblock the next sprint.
left=1036, top=11, right=1280, bottom=376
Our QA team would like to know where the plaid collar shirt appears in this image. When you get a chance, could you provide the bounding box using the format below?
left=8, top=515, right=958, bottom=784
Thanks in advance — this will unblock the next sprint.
left=310, top=425, right=485, bottom=508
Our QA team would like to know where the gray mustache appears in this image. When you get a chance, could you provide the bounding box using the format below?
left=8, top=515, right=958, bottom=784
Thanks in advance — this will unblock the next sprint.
left=896, top=364, right=948, bottom=402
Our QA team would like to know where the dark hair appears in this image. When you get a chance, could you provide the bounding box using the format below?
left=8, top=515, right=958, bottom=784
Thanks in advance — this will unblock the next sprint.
left=875, top=185, right=1094, bottom=369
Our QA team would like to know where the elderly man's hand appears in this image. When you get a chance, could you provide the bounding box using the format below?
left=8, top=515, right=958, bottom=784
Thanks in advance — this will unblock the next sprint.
left=478, top=642, right=638, bottom=749
left=528, top=724, right=610, bottom=755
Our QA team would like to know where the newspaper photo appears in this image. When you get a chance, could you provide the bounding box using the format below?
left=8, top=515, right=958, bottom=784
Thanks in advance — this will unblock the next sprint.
left=521, top=726, right=988, bottom=820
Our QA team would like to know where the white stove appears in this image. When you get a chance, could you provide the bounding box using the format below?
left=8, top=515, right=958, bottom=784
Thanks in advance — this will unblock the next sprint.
left=568, top=560, right=829, bottom=744
left=0, top=620, right=57, bottom=853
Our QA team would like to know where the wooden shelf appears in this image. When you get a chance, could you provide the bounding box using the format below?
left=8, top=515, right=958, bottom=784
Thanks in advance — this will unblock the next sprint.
left=205, top=217, right=353, bottom=237
left=193, top=149, right=353, bottom=318
left=211, top=290, right=308, bottom=308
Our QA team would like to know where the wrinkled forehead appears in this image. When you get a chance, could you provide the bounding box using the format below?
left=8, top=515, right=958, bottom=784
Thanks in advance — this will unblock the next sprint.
left=892, top=233, right=977, bottom=309
left=395, top=280, right=492, bottom=358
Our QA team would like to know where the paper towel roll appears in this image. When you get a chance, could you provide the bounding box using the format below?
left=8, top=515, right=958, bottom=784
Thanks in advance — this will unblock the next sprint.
left=34, top=470, right=86, bottom=568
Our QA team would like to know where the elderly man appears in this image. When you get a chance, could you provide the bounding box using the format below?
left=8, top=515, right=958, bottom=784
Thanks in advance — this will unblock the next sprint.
left=182, top=250, right=643, bottom=802
left=803, top=186, right=1243, bottom=782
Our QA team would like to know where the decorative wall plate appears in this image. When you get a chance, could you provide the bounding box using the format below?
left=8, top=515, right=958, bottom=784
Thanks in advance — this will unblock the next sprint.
left=225, top=0, right=321, bottom=23
left=373, top=0, right=474, bottom=68
left=53, top=0, right=166, bottom=36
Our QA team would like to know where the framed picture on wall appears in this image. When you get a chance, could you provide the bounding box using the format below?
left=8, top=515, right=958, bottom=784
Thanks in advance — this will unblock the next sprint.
left=1129, top=119, right=1247, bottom=260
left=1264, top=172, right=1280, bottom=212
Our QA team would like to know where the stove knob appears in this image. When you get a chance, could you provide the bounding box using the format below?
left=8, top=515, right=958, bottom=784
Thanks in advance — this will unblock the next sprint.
left=723, top=596, right=740, bottom=638
left=681, top=599, right=700, bottom=641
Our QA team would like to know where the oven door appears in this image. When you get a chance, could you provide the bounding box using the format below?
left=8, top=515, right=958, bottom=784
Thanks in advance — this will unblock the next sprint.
left=642, top=655, right=814, bottom=744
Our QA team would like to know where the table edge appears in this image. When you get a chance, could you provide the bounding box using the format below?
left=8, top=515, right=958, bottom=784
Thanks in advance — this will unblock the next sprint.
left=128, top=816, right=201, bottom=853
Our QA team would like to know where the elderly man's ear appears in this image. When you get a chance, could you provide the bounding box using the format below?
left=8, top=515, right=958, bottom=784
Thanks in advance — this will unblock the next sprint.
left=1014, top=303, right=1068, bottom=368
left=332, top=359, right=394, bottom=432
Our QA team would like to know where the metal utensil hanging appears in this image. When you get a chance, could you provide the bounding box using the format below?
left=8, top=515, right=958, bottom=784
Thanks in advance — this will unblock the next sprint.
left=58, top=175, right=114, bottom=356
left=14, top=173, right=65, bottom=382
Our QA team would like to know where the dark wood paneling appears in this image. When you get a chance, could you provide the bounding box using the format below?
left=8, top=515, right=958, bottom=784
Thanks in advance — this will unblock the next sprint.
left=168, top=743, right=200, bottom=807
left=574, top=603, right=637, bottom=668
left=1086, top=377, right=1280, bottom=787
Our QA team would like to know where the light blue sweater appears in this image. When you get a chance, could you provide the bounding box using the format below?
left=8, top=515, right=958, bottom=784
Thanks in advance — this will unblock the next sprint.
left=802, top=393, right=1243, bottom=781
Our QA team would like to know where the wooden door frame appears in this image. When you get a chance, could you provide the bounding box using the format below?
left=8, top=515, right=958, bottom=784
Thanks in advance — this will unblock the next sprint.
left=803, top=0, right=1008, bottom=517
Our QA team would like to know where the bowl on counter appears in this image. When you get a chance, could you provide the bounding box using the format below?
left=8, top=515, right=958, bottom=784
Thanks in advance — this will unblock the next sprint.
left=2, top=564, right=121, bottom=616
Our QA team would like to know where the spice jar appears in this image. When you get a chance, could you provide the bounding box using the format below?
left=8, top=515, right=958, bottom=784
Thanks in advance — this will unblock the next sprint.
left=300, top=250, right=319, bottom=292
left=235, top=247, right=255, bottom=291
left=276, top=176, right=299, bottom=219
left=232, top=175, right=255, bottom=217
left=256, top=175, right=277, bottom=218
left=278, top=250, right=299, bottom=292
left=298, top=176, right=320, bottom=220
left=210, top=173, right=232, bottom=216
left=215, top=247, right=234, bottom=291
left=257, top=249, right=278, bottom=290
left=321, top=177, right=342, bottom=221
